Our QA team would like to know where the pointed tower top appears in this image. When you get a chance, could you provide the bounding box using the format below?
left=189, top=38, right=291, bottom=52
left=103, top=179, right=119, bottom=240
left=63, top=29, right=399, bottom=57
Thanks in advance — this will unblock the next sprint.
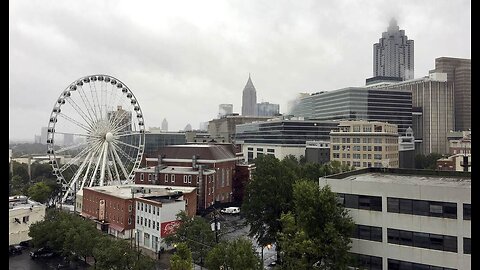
left=244, top=74, right=255, bottom=90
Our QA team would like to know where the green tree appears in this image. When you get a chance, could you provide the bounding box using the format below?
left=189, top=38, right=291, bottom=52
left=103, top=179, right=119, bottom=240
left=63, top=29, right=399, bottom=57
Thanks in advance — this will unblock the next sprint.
left=415, top=153, right=444, bottom=169
left=206, top=238, right=261, bottom=270
left=165, top=211, right=215, bottom=265
left=10, top=175, right=27, bottom=195
left=278, top=180, right=354, bottom=269
left=171, top=242, right=193, bottom=270
left=242, top=155, right=297, bottom=260
left=28, top=182, right=52, bottom=204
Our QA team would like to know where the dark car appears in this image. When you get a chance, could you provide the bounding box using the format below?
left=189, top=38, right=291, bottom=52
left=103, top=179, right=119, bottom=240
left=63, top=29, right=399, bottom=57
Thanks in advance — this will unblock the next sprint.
left=9, top=245, right=23, bottom=256
left=30, top=247, right=55, bottom=259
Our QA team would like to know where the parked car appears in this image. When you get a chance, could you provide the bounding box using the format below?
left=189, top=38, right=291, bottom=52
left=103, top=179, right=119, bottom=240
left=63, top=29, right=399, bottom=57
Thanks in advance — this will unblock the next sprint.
left=30, top=247, right=55, bottom=259
left=220, top=206, right=240, bottom=214
left=9, top=245, right=23, bottom=256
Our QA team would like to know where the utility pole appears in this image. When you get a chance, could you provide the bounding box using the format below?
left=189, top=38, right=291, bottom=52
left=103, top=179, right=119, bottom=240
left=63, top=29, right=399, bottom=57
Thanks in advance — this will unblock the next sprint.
left=73, top=181, right=77, bottom=213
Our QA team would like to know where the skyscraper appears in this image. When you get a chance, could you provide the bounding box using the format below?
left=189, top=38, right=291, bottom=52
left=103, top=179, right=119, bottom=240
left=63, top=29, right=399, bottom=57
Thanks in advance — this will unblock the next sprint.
left=40, top=127, right=48, bottom=145
left=372, top=18, right=414, bottom=81
left=161, top=118, right=168, bottom=132
left=241, top=74, right=257, bottom=116
left=433, top=57, right=471, bottom=131
left=256, top=102, right=280, bottom=116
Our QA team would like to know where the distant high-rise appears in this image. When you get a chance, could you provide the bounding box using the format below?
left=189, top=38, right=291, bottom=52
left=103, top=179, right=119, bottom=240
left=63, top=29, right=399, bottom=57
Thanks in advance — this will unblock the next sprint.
left=433, top=57, right=471, bottom=131
left=256, top=102, right=280, bottom=117
left=184, top=124, right=192, bottom=131
left=63, top=134, right=74, bottom=146
left=107, top=106, right=132, bottom=132
left=40, top=127, right=48, bottom=145
left=218, top=104, right=233, bottom=118
left=241, top=74, right=257, bottom=116
left=161, top=118, right=168, bottom=132
left=373, top=18, right=414, bottom=81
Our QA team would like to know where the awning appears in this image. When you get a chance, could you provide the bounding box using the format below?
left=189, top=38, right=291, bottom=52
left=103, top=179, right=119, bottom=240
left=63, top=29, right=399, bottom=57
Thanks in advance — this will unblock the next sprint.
left=108, top=223, right=125, bottom=232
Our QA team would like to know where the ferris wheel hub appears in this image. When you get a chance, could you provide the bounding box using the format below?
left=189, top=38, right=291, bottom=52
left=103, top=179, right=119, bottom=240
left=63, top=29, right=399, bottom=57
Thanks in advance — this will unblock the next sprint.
left=105, top=132, right=114, bottom=142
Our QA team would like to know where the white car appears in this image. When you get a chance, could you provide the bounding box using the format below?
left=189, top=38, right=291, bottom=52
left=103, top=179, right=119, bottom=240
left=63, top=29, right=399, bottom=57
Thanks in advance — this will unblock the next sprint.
left=220, top=207, right=240, bottom=214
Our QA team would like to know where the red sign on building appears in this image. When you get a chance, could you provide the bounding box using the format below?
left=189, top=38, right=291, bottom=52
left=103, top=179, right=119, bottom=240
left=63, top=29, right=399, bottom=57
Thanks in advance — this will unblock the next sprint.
left=161, top=220, right=182, bottom=237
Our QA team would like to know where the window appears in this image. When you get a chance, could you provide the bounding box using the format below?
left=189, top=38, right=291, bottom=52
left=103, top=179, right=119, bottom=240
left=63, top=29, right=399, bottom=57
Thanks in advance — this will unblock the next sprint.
left=387, top=198, right=399, bottom=213
left=340, top=193, right=381, bottom=211
left=463, top=204, right=471, bottom=220
left=128, top=204, right=132, bottom=212
left=373, top=146, right=382, bottom=151
left=349, top=253, right=382, bottom=270
left=157, top=221, right=160, bottom=230
left=464, top=238, right=471, bottom=254
left=137, top=216, right=139, bottom=224
left=140, top=217, right=143, bottom=226
left=128, top=217, right=132, bottom=225
left=374, top=154, right=382, bottom=160
left=429, top=203, right=443, bottom=217
left=140, top=174, right=144, bottom=181
left=22, top=216, right=29, bottom=223
left=267, top=149, right=275, bottom=153
left=141, top=203, right=144, bottom=211
left=399, top=199, right=413, bottom=214
left=257, top=148, right=263, bottom=152
left=153, top=206, right=155, bottom=215
left=185, top=199, right=188, bottom=206
left=353, top=225, right=382, bottom=242
left=345, top=194, right=359, bottom=209
left=148, top=219, right=151, bottom=228
left=412, top=200, right=429, bottom=216
left=188, top=175, right=192, bottom=183
left=148, top=205, right=151, bottom=213
left=184, top=175, right=187, bottom=183
left=171, top=174, right=175, bottom=183
left=388, top=259, right=455, bottom=270
left=388, top=228, right=457, bottom=253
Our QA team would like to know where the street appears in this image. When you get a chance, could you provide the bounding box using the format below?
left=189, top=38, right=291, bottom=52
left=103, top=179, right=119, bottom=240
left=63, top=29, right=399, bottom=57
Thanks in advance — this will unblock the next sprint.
left=216, top=214, right=277, bottom=269
left=9, top=247, right=90, bottom=270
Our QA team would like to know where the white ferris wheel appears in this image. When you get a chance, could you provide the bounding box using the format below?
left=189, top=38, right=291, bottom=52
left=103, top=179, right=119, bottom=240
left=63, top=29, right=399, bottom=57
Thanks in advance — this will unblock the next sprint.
left=46, top=75, right=145, bottom=204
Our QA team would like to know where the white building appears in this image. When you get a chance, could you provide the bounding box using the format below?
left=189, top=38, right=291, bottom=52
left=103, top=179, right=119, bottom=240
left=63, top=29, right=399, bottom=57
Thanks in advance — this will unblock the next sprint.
left=319, top=168, right=470, bottom=270
left=9, top=196, right=46, bottom=245
left=134, top=188, right=195, bottom=255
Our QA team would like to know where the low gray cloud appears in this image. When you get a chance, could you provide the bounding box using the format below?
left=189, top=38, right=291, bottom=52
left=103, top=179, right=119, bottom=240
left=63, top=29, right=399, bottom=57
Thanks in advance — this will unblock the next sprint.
left=10, top=0, right=471, bottom=140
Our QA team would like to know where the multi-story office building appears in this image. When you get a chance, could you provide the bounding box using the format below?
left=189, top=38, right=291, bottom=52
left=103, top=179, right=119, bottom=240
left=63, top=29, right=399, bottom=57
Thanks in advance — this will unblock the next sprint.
left=371, top=18, right=414, bottom=81
left=289, top=87, right=412, bottom=135
left=381, top=73, right=454, bottom=155
left=242, top=75, right=257, bottom=116
left=9, top=196, right=46, bottom=245
left=218, top=104, right=234, bottom=118
left=40, top=127, right=48, bottom=145
left=433, top=57, right=471, bottom=131
left=107, top=106, right=132, bottom=132
left=319, top=168, right=471, bottom=270
left=256, top=102, right=280, bottom=117
left=437, top=154, right=471, bottom=172
left=329, top=121, right=399, bottom=169
left=208, top=114, right=273, bottom=143
left=235, top=118, right=340, bottom=162
left=144, top=132, right=186, bottom=158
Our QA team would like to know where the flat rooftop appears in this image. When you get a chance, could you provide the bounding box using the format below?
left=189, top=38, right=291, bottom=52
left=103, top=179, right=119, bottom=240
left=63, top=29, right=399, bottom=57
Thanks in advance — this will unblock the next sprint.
left=325, top=168, right=471, bottom=188
left=137, top=165, right=216, bottom=175
left=84, top=184, right=196, bottom=199
left=9, top=196, right=44, bottom=210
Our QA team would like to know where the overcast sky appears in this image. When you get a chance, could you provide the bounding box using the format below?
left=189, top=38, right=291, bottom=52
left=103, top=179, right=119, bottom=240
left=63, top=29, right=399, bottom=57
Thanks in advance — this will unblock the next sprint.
left=10, top=0, right=471, bottom=141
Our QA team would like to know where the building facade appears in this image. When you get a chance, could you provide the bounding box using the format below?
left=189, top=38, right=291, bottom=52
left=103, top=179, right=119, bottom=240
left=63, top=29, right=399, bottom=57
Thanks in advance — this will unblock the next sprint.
left=218, top=104, right=234, bottom=118
left=256, top=102, right=280, bottom=117
left=329, top=121, right=399, bottom=169
left=433, top=57, right=471, bottom=131
left=144, top=132, right=186, bottom=158
left=382, top=73, right=455, bottom=155
left=208, top=114, right=273, bottom=143
left=319, top=168, right=471, bottom=270
left=9, top=196, right=46, bottom=245
left=235, top=118, right=340, bottom=162
left=398, top=127, right=415, bottom=169
left=242, top=75, right=257, bottom=116
left=289, top=87, right=412, bottom=136
left=372, top=18, right=414, bottom=81
left=138, top=144, right=242, bottom=210
left=81, top=185, right=196, bottom=240
left=305, top=141, right=331, bottom=165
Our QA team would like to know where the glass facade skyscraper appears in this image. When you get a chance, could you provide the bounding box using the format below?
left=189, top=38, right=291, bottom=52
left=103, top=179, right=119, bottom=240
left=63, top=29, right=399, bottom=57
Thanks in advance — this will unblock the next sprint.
left=289, top=87, right=412, bottom=135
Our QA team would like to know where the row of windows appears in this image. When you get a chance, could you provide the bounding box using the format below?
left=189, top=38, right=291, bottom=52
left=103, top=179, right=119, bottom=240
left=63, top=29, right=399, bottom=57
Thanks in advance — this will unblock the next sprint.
left=387, top=228, right=458, bottom=253
left=137, top=202, right=160, bottom=216
left=352, top=224, right=382, bottom=242
left=349, top=252, right=382, bottom=270
left=387, top=197, right=457, bottom=219
left=337, top=193, right=382, bottom=211
left=388, top=258, right=456, bottom=270
left=137, top=216, right=159, bottom=231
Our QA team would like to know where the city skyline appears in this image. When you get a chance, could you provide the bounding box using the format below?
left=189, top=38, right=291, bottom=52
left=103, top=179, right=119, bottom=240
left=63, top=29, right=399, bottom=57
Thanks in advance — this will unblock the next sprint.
left=10, top=0, right=471, bottom=141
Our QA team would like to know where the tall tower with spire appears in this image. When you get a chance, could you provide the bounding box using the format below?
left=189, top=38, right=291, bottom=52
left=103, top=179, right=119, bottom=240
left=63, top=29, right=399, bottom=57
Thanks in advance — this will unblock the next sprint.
left=373, top=18, right=414, bottom=80
left=241, top=74, right=257, bottom=116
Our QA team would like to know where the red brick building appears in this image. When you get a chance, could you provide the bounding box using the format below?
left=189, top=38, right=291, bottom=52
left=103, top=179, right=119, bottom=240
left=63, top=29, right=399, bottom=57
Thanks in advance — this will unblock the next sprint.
left=135, top=144, right=243, bottom=210
left=81, top=184, right=196, bottom=239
